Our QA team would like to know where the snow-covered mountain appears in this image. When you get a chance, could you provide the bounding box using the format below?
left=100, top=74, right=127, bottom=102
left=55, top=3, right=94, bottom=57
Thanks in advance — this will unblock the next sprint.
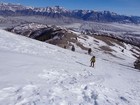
left=0, top=3, right=140, bottom=24
left=0, top=2, right=140, bottom=105
left=1, top=3, right=140, bottom=48
left=6, top=22, right=140, bottom=48
left=63, top=22, right=140, bottom=47
left=0, top=3, right=26, bottom=11
left=0, top=27, right=140, bottom=105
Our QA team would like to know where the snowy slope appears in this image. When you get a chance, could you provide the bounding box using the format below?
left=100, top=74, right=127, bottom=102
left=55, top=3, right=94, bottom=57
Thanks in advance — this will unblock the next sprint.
left=0, top=29, right=140, bottom=105
left=63, top=22, right=140, bottom=46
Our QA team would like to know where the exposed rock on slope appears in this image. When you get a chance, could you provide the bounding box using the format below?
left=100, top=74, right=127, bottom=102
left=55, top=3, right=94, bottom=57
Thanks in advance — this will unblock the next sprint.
left=6, top=23, right=140, bottom=60
left=6, top=23, right=67, bottom=42
left=134, top=56, right=140, bottom=70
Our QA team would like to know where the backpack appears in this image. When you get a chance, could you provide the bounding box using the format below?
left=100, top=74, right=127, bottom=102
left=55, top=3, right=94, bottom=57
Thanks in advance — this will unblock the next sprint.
left=91, top=57, right=95, bottom=62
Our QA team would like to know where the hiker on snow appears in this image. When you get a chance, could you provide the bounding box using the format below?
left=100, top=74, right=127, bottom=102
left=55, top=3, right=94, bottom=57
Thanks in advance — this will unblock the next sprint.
left=90, top=56, right=96, bottom=67
left=71, top=45, right=75, bottom=51
left=88, top=48, right=92, bottom=55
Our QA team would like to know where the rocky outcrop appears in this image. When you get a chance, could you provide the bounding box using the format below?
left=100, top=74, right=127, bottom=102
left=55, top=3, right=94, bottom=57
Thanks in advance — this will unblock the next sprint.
left=6, top=23, right=68, bottom=42
left=134, top=56, right=140, bottom=70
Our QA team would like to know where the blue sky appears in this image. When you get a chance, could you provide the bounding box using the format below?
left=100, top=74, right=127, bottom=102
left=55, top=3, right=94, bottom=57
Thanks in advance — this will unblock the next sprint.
left=0, top=0, right=140, bottom=16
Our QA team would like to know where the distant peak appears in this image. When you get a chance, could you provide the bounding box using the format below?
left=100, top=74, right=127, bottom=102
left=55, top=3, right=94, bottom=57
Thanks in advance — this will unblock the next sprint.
left=0, top=2, right=21, bottom=6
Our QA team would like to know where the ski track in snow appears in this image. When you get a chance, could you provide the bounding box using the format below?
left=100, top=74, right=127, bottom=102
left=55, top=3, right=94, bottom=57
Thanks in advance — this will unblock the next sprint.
left=0, top=30, right=140, bottom=105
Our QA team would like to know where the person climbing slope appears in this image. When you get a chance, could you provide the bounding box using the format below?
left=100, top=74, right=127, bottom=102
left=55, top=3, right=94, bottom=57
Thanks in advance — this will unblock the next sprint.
left=90, top=56, right=96, bottom=67
left=88, top=48, right=92, bottom=55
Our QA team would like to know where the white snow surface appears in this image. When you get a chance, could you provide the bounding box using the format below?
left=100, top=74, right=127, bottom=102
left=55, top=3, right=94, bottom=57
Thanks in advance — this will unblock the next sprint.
left=0, top=29, right=140, bottom=105
left=63, top=22, right=140, bottom=45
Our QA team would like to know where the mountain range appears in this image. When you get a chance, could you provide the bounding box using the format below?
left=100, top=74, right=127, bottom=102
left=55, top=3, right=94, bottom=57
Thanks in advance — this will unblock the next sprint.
left=0, top=3, right=140, bottom=24
left=0, top=3, right=140, bottom=47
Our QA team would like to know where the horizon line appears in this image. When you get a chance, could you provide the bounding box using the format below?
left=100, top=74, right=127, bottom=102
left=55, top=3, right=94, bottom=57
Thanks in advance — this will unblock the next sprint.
left=0, top=2, right=139, bottom=17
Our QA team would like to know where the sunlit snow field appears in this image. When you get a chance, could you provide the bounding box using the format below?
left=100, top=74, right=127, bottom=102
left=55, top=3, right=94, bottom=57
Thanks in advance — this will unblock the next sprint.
left=0, top=30, right=140, bottom=105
